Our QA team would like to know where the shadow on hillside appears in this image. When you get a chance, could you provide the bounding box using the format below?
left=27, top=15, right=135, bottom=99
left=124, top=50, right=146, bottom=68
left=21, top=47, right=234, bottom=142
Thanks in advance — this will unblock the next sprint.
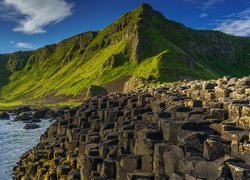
left=0, top=61, right=11, bottom=99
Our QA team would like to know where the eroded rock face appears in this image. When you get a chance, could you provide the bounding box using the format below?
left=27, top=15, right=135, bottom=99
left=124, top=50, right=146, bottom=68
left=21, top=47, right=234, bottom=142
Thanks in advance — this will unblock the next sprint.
left=13, top=76, right=250, bottom=180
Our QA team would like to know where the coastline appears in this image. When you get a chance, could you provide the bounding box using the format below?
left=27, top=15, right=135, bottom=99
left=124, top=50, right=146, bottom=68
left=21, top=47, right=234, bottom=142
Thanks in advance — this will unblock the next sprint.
left=0, top=115, right=53, bottom=179
left=12, top=76, right=250, bottom=179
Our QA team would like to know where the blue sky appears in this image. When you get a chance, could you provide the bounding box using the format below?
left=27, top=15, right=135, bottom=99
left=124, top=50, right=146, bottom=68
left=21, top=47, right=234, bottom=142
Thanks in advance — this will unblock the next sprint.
left=0, top=0, right=249, bottom=54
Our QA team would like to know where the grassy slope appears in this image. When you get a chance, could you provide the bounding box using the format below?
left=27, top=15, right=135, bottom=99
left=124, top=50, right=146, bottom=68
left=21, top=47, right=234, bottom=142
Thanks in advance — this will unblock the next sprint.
left=0, top=4, right=249, bottom=107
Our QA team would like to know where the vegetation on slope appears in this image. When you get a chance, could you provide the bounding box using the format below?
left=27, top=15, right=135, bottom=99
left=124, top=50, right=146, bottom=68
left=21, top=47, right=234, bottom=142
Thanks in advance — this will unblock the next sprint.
left=0, top=3, right=249, bottom=107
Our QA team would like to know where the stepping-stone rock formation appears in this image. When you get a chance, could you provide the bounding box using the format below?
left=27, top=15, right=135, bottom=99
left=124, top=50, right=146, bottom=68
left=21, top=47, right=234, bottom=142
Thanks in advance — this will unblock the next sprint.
left=13, top=76, right=250, bottom=179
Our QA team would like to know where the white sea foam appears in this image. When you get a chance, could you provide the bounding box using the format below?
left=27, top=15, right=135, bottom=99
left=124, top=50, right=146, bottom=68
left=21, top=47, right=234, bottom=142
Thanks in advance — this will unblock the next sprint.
left=0, top=115, right=52, bottom=180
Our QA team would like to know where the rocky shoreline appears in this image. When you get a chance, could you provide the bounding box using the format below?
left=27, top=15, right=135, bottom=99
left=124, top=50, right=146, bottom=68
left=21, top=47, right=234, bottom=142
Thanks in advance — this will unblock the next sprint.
left=0, top=107, right=64, bottom=130
left=13, top=76, right=250, bottom=179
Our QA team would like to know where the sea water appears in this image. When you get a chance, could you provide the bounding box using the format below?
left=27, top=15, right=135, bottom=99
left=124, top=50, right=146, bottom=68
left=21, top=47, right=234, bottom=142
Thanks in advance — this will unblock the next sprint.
left=0, top=115, right=53, bottom=180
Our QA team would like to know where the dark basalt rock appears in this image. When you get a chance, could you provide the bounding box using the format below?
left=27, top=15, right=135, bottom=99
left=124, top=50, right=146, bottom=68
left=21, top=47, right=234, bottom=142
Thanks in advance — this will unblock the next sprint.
left=0, top=111, right=10, bottom=119
left=15, top=106, right=31, bottom=114
left=13, top=76, right=250, bottom=180
left=22, top=118, right=42, bottom=123
left=32, top=108, right=49, bottom=118
left=14, top=113, right=32, bottom=121
left=23, top=123, right=40, bottom=129
left=30, top=118, right=42, bottom=123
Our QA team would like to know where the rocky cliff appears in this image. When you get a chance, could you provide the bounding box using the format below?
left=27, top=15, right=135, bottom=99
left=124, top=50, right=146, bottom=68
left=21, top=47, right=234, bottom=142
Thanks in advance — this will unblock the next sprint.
left=0, top=4, right=250, bottom=107
left=13, top=76, right=250, bottom=179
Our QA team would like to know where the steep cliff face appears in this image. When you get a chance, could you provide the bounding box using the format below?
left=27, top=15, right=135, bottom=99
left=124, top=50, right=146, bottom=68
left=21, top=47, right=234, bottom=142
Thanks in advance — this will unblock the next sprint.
left=0, top=3, right=249, bottom=106
left=0, top=51, right=33, bottom=72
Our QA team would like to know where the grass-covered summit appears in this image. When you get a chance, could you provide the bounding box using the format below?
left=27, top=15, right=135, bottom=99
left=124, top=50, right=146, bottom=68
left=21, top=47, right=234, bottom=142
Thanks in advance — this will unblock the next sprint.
left=0, top=3, right=250, bottom=107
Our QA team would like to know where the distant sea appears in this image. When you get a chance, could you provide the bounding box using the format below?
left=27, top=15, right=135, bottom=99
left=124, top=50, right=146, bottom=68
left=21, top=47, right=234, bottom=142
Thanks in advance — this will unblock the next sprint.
left=0, top=115, right=52, bottom=180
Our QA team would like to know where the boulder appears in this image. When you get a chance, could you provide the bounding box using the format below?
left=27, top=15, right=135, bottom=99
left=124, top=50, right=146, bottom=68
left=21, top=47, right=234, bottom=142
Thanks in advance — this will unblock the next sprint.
left=14, top=113, right=32, bottom=121
left=23, top=123, right=40, bottom=129
left=0, top=111, right=10, bottom=119
left=32, top=108, right=49, bottom=118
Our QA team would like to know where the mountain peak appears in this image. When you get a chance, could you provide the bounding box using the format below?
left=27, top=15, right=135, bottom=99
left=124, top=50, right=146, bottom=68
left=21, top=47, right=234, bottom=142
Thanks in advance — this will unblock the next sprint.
left=135, top=3, right=155, bottom=16
left=1, top=3, right=250, bottom=107
left=138, top=3, right=153, bottom=11
left=133, top=3, right=164, bottom=20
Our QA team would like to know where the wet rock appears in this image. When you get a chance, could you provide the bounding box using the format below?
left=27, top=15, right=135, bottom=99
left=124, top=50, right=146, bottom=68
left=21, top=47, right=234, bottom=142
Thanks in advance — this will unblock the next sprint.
left=23, top=123, right=40, bottom=129
left=0, top=111, right=10, bottom=119
left=23, top=118, right=42, bottom=123
left=30, top=118, right=42, bottom=123
left=14, top=112, right=32, bottom=121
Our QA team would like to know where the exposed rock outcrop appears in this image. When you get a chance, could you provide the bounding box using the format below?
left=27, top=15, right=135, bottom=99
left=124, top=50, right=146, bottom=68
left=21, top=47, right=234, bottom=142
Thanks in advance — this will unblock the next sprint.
left=123, top=76, right=146, bottom=93
left=14, top=113, right=32, bottom=121
left=86, top=85, right=108, bottom=99
left=13, top=76, right=250, bottom=179
left=32, top=108, right=49, bottom=119
left=0, top=111, right=10, bottom=119
left=23, top=123, right=40, bottom=129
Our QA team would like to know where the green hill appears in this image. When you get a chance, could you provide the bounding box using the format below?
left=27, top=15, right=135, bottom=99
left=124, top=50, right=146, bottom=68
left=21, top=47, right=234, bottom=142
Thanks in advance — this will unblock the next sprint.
left=0, top=4, right=250, bottom=107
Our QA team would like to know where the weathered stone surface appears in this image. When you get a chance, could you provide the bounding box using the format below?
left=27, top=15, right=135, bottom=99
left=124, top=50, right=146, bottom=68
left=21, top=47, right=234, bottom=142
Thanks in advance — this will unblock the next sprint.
left=203, top=138, right=230, bottom=160
left=13, top=76, right=250, bottom=179
left=227, top=162, right=250, bottom=180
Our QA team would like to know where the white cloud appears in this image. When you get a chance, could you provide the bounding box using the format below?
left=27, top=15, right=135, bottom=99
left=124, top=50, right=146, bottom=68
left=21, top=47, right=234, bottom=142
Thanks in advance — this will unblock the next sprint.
left=1, top=0, right=73, bottom=34
left=15, top=42, right=35, bottom=49
left=184, top=0, right=225, bottom=11
left=199, top=13, right=208, bottom=18
left=201, top=0, right=225, bottom=11
left=214, top=8, right=250, bottom=36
